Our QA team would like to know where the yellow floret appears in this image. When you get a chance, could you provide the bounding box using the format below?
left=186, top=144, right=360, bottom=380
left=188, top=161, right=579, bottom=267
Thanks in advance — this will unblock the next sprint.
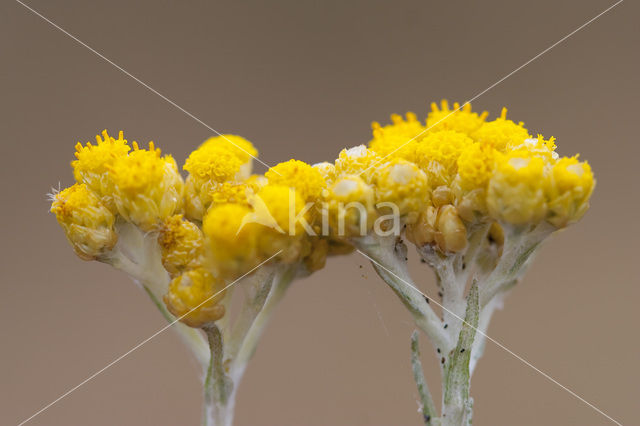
left=164, top=268, right=227, bottom=328
left=158, top=215, right=205, bottom=277
left=457, top=142, right=497, bottom=191
left=426, top=100, right=488, bottom=136
left=333, top=145, right=381, bottom=182
left=324, top=175, right=376, bottom=236
left=369, top=112, right=425, bottom=162
left=545, top=156, right=594, bottom=228
left=265, top=159, right=326, bottom=202
left=487, top=151, right=547, bottom=225
left=473, top=107, right=530, bottom=151
left=72, top=130, right=131, bottom=211
left=415, top=130, right=474, bottom=186
left=50, top=183, right=117, bottom=260
left=372, top=159, right=429, bottom=215
left=110, top=142, right=184, bottom=231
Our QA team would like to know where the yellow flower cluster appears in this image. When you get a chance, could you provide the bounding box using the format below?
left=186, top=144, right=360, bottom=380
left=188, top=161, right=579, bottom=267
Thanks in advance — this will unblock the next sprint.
left=359, top=102, right=594, bottom=253
left=51, top=100, right=595, bottom=328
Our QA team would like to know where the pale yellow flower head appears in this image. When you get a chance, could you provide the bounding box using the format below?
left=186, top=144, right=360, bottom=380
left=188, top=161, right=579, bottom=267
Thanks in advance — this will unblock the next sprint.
left=372, top=159, right=429, bottom=216
left=545, top=156, right=595, bottom=228
left=334, top=145, right=381, bottom=182
left=164, top=268, right=227, bottom=328
left=369, top=112, right=424, bottom=162
left=110, top=142, right=184, bottom=231
left=50, top=183, right=117, bottom=260
left=487, top=150, right=548, bottom=225
left=426, top=100, right=488, bottom=136
left=72, top=130, right=130, bottom=211
left=324, top=175, right=376, bottom=236
left=312, top=162, right=336, bottom=185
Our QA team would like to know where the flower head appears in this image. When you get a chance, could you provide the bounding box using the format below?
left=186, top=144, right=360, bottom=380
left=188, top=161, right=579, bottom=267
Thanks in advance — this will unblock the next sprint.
left=486, top=150, right=547, bottom=225
left=426, top=100, right=488, bottom=136
left=369, top=112, right=424, bottom=162
left=72, top=130, right=130, bottom=211
left=158, top=215, right=206, bottom=277
left=372, top=159, right=429, bottom=216
left=334, top=145, right=381, bottom=182
left=545, top=156, right=594, bottom=227
left=265, top=159, right=325, bottom=202
left=324, top=175, right=376, bottom=236
left=415, top=130, right=474, bottom=186
left=164, top=268, right=227, bottom=328
left=473, top=107, right=530, bottom=151
left=50, top=183, right=117, bottom=260
left=110, top=142, right=184, bottom=231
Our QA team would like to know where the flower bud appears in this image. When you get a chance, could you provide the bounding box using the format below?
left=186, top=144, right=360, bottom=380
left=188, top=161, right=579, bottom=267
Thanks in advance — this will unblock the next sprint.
left=406, top=206, right=437, bottom=247
left=434, top=205, right=467, bottom=253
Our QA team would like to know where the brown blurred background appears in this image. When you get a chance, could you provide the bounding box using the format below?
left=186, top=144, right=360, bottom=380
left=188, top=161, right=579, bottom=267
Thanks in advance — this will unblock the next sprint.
left=1, top=0, right=638, bottom=425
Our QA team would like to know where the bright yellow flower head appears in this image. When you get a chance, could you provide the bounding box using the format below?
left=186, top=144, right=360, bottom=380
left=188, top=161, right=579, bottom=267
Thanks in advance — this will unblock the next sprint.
left=457, top=142, right=497, bottom=191
left=184, top=143, right=244, bottom=184
left=415, top=130, right=474, bottom=186
left=372, top=159, right=429, bottom=215
left=334, top=145, right=381, bottom=182
left=50, top=183, right=117, bottom=260
left=369, top=112, right=425, bottom=162
left=164, top=268, right=227, bottom=328
left=200, top=134, right=258, bottom=165
left=72, top=130, right=130, bottom=211
left=158, top=215, right=205, bottom=277
left=324, top=175, right=376, bottom=236
left=251, top=185, right=312, bottom=262
left=473, top=107, right=530, bottom=152
left=487, top=151, right=547, bottom=225
left=265, top=159, right=326, bottom=202
left=426, top=100, right=488, bottom=136
left=253, top=185, right=307, bottom=236
left=110, top=142, right=184, bottom=231
left=546, top=156, right=595, bottom=228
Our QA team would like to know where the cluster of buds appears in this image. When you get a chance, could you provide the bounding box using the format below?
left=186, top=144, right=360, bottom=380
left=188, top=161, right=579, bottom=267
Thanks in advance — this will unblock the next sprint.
left=51, top=100, right=594, bottom=426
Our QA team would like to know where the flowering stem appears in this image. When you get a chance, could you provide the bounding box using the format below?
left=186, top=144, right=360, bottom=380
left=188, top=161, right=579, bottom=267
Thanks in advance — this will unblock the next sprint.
left=441, top=282, right=478, bottom=426
left=357, top=235, right=450, bottom=351
left=108, top=246, right=209, bottom=365
left=232, top=265, right=296, bottom=374
left=203, top=324, right=233, bottom=426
